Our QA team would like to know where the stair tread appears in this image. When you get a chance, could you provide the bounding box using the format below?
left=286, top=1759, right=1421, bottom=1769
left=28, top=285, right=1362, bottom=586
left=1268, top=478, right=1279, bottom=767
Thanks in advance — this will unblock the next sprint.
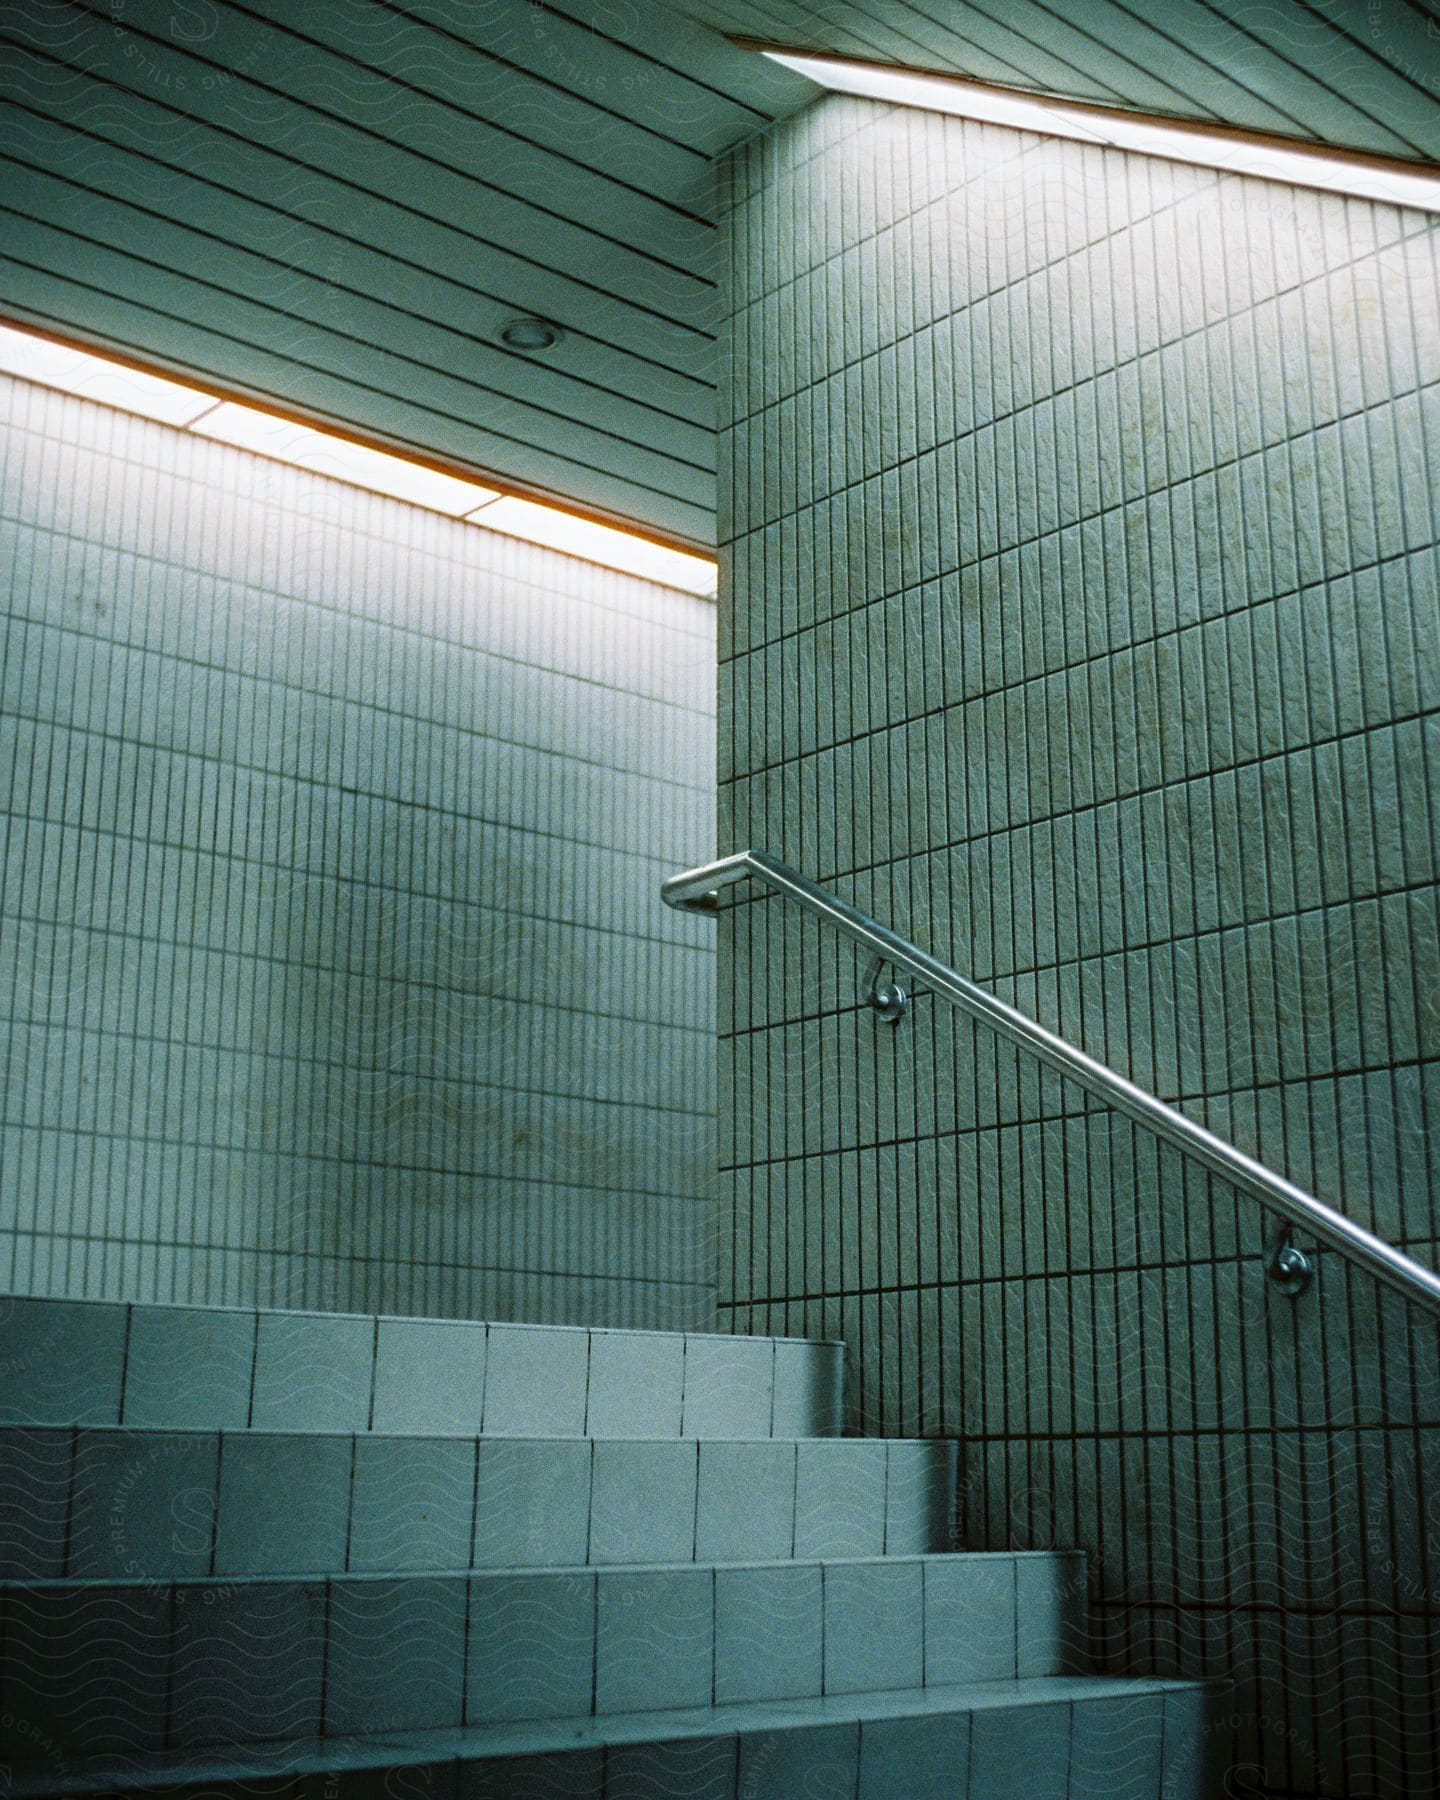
left=0, top=1675, right=1212, bottom=1796
left=0, top=1547, right=1078, bottom=1589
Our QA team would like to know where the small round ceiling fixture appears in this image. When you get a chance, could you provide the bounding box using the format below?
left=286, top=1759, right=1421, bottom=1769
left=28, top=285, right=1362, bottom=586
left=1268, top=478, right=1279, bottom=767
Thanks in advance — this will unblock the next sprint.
left=500, top=317, right=562, bottom=352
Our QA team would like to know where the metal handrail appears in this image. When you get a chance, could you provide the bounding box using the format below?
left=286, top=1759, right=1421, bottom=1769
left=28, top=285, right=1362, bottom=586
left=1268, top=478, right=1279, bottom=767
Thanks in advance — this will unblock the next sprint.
left=663, top=848, right=1440, bottom=1321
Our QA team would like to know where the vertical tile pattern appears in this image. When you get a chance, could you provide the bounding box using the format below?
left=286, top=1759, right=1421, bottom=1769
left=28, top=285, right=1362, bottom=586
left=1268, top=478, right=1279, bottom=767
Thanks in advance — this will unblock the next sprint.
left=718, top=95, right=1440, bottom=1798
left=0, top=373, right=716, bottom=1328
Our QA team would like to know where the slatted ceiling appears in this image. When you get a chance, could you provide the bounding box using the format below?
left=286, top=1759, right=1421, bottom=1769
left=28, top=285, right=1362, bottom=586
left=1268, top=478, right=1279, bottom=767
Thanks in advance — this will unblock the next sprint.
left=398, top=0, right=782, bottom=170
left=820, top=3, right=1146, bottom=110
left=0, top=252, right=716, bottom=536
left=533, top=0, right=816, bottom=125
left=224, top=0, right=716, bottom=278
left=0, top=116, right=711, bottom=463
left=0, top=171, right=712, bottom=496
left=1160, top=0, right=1440, bottom=155
left=0, top=44, right=714, bottom=385
left=3, top=2, right=1438, bottom=549
left=303, top=0, right=718, bottom=196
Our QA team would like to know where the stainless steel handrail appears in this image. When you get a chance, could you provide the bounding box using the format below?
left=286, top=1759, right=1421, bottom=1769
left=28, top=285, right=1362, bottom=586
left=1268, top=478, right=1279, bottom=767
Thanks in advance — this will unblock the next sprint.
left=663, top=848, right=1440, bottom=1320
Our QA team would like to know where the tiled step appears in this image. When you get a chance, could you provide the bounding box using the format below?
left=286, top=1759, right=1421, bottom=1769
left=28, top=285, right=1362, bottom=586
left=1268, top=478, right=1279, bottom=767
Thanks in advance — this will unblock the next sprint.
left=0, top=1551, right=1087, bottom=1759
left=0, top=1674, right=1218, bottom=1798
left=0, top=1426, right=958, bottom=1578
left=0, top=1296, right=844, bottom=1437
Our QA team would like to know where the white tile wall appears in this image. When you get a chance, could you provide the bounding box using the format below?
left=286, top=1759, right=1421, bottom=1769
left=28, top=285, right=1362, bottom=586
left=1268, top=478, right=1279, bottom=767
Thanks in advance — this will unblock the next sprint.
left=0, top=373, right=716, bottom=1330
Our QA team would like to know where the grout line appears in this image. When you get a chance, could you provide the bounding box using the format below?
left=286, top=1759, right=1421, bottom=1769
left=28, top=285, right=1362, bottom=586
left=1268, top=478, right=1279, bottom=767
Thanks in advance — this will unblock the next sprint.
left=60, top=1422, right=78, bottom=1579
left=585, top=1437, right=596, bottom=1566
left=115, top=1300, right=134, bottom=1427
left=341, top=1433, right=357, bottom=1575
left=464, top=1435, right=480, bottom=1575
left=691, top=1438, right=700, bottom=1564
left=208, top=1434, right=223, bottom=1578
left=318, top=1577, right=333, bottom=1737
left=365, top=1318, right=379, bottom=1432
left=244, top=1311, right=260, bottom=1429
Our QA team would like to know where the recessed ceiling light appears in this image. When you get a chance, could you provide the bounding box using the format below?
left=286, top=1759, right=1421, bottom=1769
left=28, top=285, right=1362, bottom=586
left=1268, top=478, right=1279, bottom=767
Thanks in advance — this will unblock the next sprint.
left=765, top=50, right=1440, bottom=214
left=500, top=318, right=562, bottom=352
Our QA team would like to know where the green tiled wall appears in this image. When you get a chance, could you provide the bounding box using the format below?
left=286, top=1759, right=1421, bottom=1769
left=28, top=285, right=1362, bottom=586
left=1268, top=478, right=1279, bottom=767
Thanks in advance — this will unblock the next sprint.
left=0, top=372, right=716, bottom=1328
left=718, top=95, right=1439, bottom=1796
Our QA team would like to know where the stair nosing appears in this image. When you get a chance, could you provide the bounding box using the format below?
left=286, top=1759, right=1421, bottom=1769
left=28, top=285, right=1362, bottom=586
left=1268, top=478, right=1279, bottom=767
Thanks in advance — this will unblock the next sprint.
left=0, top=1546, right=1083, bottom=1591
left=1, top=1292, right=845, bottom=1348
left=0, top=1423, right=938, bottom=1445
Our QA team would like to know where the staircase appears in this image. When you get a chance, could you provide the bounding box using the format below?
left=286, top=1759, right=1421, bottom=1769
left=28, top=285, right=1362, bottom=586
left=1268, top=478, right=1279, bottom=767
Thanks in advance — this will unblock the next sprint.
left=0, top=1295, right=1215, bottom=1796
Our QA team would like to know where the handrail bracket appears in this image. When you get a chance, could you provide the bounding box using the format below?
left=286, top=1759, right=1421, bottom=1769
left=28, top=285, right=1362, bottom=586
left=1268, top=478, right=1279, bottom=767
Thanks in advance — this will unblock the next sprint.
left=863, top=956, right=908, bottom=1024
left=1265, top=1222, right=1315, bottom=1299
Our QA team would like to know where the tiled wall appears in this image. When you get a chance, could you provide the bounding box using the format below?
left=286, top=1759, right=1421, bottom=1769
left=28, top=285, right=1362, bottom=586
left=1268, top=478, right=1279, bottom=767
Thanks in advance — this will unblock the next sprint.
left=0, top=372, right=716, bottom=1328
left=718, top=96, right=1440, bottom=1797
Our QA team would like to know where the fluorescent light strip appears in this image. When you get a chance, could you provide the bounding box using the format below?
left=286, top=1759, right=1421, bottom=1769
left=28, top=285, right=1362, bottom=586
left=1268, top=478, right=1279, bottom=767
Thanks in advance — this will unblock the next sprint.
left=464, top=493, right=719, bottom=594
left=0, top=322, right=219, bottom=425
left=193, top=400, right=498, bottom=516
left=0, top=321, right=718, bottom=595
left=766, top=51, right=1440, bottom=215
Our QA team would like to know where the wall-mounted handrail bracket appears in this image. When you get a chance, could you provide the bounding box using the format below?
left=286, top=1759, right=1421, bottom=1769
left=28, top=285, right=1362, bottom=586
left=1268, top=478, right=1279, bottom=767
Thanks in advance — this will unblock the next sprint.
left=1265, top=1222, right=1315, bottom=1299
left=863, top=956, right=908, bottom=1023
left=662, top=848, right=1440, bottom=1322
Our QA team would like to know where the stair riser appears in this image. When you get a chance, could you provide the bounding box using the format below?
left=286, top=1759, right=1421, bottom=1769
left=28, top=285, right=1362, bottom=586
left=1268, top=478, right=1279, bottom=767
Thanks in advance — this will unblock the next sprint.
left=0, top=1430, right=958, bottom=1578
left=0, top=1554, right=1087, bottom=1758
left=0, top=1299, right=845, bottom=1438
